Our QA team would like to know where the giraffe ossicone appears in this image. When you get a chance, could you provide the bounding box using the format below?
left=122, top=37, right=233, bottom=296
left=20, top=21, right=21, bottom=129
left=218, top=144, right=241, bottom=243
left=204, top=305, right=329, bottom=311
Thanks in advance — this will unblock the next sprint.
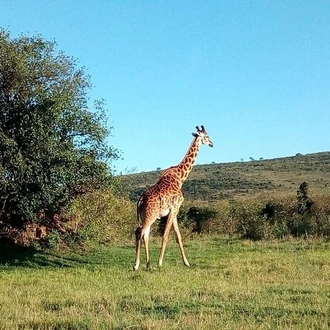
left=133, top=125, right=213, bottom=271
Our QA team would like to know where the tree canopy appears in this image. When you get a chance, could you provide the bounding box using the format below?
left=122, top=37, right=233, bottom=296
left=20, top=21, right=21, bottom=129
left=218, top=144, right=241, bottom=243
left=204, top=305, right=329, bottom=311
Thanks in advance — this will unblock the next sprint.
left=0, top=29, right=118, bottom=227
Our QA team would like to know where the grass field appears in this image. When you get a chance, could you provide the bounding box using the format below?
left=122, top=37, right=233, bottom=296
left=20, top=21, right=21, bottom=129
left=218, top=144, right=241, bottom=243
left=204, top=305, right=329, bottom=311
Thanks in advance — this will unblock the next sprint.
left=1, top=237, right=330, bottom=329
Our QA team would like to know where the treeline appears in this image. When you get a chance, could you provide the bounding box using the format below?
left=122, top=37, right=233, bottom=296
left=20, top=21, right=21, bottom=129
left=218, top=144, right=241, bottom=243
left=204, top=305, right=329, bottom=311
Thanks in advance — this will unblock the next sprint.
left=4, top=181, right=329, bottom=249
left=177, top=184, right=330, bottom=240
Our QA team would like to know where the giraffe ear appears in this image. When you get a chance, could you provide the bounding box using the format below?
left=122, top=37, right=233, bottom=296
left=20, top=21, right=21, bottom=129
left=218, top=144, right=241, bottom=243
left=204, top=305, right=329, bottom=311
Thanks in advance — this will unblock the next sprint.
left=192, top=133, right=198, bottom=137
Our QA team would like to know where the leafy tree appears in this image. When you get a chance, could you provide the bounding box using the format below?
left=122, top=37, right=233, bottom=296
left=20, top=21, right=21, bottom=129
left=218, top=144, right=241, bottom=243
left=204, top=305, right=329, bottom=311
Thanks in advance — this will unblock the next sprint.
left=0, top=29, right=119, bottom=228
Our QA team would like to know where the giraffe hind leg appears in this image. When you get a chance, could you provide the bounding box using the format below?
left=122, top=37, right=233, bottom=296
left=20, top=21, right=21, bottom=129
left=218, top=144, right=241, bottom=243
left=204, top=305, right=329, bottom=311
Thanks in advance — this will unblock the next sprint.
left=133, top=226, right=142, bottom=271
left=133, top=225, right=152, bottom=271
left=142, top=226, right=151, bottom=270
left=158, top=214, right=173, bottom=267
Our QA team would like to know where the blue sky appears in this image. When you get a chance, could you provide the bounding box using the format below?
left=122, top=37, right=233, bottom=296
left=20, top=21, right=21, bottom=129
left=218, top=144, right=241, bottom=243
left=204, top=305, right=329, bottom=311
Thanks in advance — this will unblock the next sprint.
left=1, top=1, right=329, bottom=174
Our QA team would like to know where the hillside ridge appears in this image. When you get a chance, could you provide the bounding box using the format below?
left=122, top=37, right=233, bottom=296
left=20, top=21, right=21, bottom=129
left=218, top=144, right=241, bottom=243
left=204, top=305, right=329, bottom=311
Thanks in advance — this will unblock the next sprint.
left=118, top=151, right=330, bottom=201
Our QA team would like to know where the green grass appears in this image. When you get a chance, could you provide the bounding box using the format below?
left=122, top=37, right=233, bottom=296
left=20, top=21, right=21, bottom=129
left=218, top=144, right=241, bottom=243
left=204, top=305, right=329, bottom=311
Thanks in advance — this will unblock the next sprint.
left=1, top=237, right=330, bottom=329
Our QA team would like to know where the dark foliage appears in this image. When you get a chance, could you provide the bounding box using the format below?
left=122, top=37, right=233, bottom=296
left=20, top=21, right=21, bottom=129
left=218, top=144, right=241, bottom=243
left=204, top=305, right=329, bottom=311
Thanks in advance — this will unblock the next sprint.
left=261, top=203, right=275, bottom=220
left=297, top=182, right=313, bottom=214
left=187, top=206, right=218, bottom=233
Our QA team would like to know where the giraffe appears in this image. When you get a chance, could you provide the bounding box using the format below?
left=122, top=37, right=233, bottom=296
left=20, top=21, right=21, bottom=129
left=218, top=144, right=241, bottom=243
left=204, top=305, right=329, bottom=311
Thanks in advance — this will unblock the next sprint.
left=133, top=125, right=213, bottom=270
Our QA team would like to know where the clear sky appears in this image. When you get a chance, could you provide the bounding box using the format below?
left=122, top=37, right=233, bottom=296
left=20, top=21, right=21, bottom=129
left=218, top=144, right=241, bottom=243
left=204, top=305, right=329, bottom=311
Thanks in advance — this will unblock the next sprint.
left=1, top=1, right=329, bottom=174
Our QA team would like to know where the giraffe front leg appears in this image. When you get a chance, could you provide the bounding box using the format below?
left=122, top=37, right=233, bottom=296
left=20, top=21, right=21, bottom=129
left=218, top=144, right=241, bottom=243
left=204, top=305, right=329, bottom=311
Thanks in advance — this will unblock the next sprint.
left=172, top=217, right=190, bottom=267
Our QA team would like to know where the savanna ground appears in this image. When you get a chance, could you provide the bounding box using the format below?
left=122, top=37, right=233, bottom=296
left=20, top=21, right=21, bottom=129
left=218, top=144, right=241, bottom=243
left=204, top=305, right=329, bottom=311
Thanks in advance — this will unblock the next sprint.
left=2, top=31, right=330, bottom=329
left=1, top=236, right=330, bottom=330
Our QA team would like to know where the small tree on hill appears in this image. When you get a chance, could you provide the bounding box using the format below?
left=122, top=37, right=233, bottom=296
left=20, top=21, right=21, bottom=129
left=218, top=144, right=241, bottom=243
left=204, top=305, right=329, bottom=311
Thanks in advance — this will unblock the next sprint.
left=0, top=29, right=119, bottom=228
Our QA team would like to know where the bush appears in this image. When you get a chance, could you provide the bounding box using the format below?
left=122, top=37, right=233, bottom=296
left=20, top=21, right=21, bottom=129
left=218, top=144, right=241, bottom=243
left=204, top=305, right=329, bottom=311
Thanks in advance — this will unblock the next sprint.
left=208, top=190, right=330, bottom=240
left=65, top=190, right=135, bottom=248
left=227, top=199, right=266, bottom=240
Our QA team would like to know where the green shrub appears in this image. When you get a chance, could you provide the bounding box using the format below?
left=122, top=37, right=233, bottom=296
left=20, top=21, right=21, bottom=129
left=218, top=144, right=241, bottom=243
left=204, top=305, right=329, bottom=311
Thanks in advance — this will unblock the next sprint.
left=65, top=189, right=135, bottom=248
left=207, top=190, right=330, bottom=240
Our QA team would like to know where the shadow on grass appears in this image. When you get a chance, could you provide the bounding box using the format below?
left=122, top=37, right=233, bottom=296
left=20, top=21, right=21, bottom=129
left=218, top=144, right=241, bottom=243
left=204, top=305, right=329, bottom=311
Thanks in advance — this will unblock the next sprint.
left=0, top=238, right=133, bottom=269
left=0, top=238, right=89, bottom=268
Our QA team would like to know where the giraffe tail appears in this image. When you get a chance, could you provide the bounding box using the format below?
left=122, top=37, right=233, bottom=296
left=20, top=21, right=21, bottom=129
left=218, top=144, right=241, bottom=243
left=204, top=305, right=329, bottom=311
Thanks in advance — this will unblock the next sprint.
left=136, top=194, right=144, bottom=225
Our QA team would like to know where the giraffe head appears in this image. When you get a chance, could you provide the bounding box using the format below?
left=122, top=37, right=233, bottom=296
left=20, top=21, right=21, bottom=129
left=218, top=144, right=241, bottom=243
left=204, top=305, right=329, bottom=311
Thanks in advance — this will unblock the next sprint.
left=193, top=125, right=213, bottom=147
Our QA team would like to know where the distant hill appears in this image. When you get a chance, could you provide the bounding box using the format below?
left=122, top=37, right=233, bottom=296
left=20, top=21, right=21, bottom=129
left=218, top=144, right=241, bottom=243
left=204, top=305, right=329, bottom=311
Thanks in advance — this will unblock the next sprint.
left=117, top=152, right=330, bottom=202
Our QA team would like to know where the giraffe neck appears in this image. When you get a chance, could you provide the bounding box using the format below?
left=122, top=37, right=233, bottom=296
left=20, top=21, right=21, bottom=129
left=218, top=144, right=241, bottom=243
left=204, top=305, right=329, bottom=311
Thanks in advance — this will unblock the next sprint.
left=162, top=136, right=201, bottom=185
left=177, top=136, right=201, bottom=183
